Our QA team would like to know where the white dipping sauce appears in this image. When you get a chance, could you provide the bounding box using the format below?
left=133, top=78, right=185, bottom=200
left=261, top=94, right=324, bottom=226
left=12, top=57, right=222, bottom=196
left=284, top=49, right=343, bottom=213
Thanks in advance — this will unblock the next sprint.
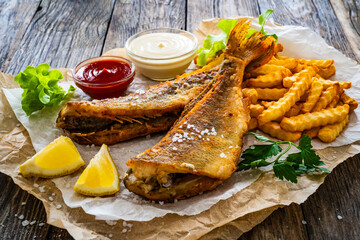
left=129, top=33, right=194, bottom=59
left=126, top=30, right=197, bottom=81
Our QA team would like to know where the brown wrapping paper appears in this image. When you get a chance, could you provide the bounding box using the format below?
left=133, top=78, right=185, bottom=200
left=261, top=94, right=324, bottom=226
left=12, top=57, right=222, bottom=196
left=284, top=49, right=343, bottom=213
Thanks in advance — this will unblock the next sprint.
left=1, top=18, right=360, bottom=239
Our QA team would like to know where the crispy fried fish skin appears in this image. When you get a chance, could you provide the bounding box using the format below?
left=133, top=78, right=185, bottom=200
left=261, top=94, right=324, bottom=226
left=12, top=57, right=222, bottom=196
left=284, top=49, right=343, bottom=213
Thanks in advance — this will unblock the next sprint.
left=124, top=20, right=276, bottom=201
left=56, top=71, right=217, bottom=145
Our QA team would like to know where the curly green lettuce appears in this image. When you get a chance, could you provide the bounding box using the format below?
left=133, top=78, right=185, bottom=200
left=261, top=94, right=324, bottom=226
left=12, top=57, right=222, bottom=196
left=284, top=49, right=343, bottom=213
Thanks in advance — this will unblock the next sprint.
left=14, top=63, right=75, bottom=116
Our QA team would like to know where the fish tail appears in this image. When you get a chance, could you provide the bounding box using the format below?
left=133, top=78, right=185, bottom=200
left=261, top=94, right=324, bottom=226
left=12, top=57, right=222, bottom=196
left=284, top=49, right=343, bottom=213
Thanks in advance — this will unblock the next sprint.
left=225, top=19, right=276, bottom=70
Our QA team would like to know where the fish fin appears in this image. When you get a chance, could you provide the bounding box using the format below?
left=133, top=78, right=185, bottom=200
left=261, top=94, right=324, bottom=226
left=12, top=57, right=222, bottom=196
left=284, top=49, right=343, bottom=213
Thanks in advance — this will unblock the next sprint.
left=225, top=19, right=276, bottom=70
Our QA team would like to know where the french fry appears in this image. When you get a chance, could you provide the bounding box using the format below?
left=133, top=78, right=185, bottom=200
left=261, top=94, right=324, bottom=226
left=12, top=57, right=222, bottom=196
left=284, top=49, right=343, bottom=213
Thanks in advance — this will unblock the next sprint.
left=248, top=64, right=287, bottom=77
left=250, top=104, right=264, bottom=117
left=317, top=64, right=336, bottom=79
left=327, top=87, right=343, bottom=108
left=242, top=88, right=258, bottom=104
left=285, top=103, right=302, bottom=117
left=274, top=43, right=284, bottom=54
left=250, top=88, right=288, bottom=101
left=299, top=59, right=334, bottom=68
left=268, top=56, right=299, bottom=71
left=280, top=104, right=350, bottom=132
left=258, top=122, right=302, bottom=142
left=304, top=127, right=320, bottom=139
left=316, top=75, right=351, bottom=89
left=246, top=68, right=292, bottom=88
left=340, top=93, right=358, bottom=112
left=258, top=66, right=316, bottom=126
left=302, top=79, right=323, bottom=113
left=248, top=118, right=258, bottom=131
left=318, top=115, right=349, bottom=143
left=292, top=64, right=307, bottom=73
left=312, top=83, right=339, bottom=112
left=260, top=101, right=275, bottom=109
left=283, top=66, right=318, bottom=88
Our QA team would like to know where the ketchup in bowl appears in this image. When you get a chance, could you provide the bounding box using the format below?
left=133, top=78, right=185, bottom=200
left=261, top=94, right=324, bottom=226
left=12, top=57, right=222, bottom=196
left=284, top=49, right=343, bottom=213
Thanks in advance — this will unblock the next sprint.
left=73, top=56, right=135, bottom=99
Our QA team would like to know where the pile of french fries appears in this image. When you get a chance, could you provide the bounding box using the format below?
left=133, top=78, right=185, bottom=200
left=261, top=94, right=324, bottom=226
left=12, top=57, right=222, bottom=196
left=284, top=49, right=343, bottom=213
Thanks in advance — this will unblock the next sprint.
left=243, top=53, right=358, bottom=143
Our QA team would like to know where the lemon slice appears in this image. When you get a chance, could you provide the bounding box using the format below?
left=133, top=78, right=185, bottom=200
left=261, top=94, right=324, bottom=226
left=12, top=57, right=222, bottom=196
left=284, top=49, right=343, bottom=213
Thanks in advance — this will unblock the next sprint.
left=74, top=144, right=120, bottom=196
left=19, top=136, right=85, bottom=178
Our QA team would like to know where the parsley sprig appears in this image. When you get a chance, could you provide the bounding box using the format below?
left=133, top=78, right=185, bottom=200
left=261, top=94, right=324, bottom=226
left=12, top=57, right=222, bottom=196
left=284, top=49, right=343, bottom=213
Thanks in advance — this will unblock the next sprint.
left=238, top=133, right=330, bottom=183
left=247, top=9, right=278, bottom=42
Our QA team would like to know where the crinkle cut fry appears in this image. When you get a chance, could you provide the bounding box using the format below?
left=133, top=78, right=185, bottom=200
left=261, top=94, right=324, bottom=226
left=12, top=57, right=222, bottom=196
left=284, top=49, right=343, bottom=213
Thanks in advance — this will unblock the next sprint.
left=248, top=118, right=258, bottom=130
left=340, top=92, right=358, bottom=112
left=242, top=88, right=258, bottom=104
left=312, top=83, right=339, bottom=112
left=304, top=127, right=320, bottom=139
left=251, top=88, right=287, bottom=100
left=317, top=64, right=336, bottom=79
left=246, top=68, right=292, bottom=88
left=250, top=104, right=264, bottom=117
left=257, top=66, right=317, bottom=126
left=269, top=55, right=299, bottom=70
left=258, top=121, right=302, bottom=142
left=283, top=66, right=317, bottom=88
left=248, top=64, right=287, bottom=77
left=276, top=55, right=334, bottom=68
left=318, top=114, right=349, bottom=143
left=302, top=79, right=323, bottom=113
left=280, top=104, right=350, bottom=132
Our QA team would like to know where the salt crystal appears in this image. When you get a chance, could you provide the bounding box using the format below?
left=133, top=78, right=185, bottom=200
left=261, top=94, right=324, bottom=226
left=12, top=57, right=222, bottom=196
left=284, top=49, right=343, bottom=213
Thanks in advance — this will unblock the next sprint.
left=173, top=147, right=177, bottom=151
left=18, top=214, right=24, bottom=220
left=229, top=146, right=233, bottom=148
left=122, top=221, right=127, bottom=227
left=38, top=223, right=45, bottom=227
left=22, top=220, right=29, bottom=227
left=56, top=204, right=62, bottom=209
left=221, top=134, right=224, bottom=138
left=337, top=215, right=343, bottom=220
left=30, top=220, right=36, bottom=225
left=38, top=186, right=45, bottom=192
left=33, top=183, right=39, bottom=188
left=220, top=153, right=226, bottom=158
left=52, top=193, right=55, bottom=196
left=108, top=234, right=113, bottom=238
left=122, top=229, right=127, bottom=233
left=21, top=202, right=26, bottom=205
left=49, top=197, right=54, bottom=201
left=301, top=220, right=307, bottom=224
left=159, top=201, right=164, bottom=205
left=105, top=220, right=116, bottom=226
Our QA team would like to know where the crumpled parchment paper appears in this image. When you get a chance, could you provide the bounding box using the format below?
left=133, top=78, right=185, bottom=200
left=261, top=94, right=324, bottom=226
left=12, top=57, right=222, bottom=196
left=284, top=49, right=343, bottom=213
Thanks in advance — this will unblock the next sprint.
left=0, top=17, right=359, bottom=239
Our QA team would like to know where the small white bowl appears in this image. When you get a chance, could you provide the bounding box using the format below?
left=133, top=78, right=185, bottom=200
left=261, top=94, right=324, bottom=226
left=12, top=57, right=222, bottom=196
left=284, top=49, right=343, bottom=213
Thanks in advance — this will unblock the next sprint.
left=125, top=28, right=198, bottom=81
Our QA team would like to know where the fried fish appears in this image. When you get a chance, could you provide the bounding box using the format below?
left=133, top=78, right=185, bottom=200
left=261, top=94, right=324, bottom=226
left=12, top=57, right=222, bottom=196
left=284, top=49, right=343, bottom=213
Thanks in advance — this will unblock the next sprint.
left=124, top=20, right=276, bottom=201
left=56, top=60, right=221, bottom=145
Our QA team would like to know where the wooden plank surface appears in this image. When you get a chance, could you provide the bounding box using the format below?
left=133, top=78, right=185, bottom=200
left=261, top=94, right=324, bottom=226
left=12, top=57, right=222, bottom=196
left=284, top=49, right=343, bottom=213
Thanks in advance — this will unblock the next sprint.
left=0, top=0, right=359, bottom=239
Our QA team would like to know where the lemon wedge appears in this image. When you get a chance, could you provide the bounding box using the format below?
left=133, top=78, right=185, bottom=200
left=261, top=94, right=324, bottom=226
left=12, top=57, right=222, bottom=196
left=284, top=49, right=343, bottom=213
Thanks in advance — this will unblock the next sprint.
left=74, top=144, right=120, bottom=196
left=19, top=136, right=85, bottom=178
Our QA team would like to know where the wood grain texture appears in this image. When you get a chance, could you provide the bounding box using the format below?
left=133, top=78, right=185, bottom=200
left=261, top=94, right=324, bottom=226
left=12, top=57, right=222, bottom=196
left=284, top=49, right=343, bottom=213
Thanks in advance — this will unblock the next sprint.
left=0, top=0, right=41, bottom=72
left=102, top=0, right=186, bottom=53
left=330, top=0, right=360, bottom=61
left=4, top=0, right=115, bottom=75
left=256, top=0, right=357, bottom=61
left=186, top=0, right=259, bottom=32
left=0, top=174, right=50, bottom=240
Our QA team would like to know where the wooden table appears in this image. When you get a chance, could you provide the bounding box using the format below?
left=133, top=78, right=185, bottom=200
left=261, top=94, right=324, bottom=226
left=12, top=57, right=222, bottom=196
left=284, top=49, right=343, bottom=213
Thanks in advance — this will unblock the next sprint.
left=1, top=0, right=359, bottom=239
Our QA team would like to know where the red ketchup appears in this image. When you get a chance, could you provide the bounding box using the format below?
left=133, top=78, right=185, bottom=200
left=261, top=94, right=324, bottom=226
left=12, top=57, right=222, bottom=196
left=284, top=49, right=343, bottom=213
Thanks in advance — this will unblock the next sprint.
left=73, top=56, right=135, bottom=99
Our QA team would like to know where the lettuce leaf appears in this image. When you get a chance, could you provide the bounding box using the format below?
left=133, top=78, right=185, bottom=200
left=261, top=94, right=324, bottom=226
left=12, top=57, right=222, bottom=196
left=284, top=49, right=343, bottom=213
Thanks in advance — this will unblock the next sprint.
left=14, top=63, right=75, bottom=116
left=197, top=19, right=238, bottom=66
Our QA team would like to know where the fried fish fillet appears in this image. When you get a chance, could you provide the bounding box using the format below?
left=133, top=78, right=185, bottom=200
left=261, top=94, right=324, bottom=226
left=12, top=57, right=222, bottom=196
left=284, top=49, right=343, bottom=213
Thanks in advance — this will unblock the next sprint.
left=124, top=20, right=276, bottom=201
left=56, top=65, right=219, bottom=145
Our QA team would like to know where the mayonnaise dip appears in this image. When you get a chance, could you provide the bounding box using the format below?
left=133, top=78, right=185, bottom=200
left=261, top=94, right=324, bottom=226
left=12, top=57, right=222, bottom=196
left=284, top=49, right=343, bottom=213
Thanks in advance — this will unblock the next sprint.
left=125, top=29, right=198, bottom=81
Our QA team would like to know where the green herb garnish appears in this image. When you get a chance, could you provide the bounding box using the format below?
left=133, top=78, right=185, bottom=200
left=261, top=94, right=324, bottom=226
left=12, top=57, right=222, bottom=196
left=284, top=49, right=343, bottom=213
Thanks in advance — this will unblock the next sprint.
left=14, top=63, right=75, bottom=116
left=238, top=133, right=330, bottom=183
left=247, top=9, right=278, bottom=42
left=196, top=19, right=238, bottom=66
